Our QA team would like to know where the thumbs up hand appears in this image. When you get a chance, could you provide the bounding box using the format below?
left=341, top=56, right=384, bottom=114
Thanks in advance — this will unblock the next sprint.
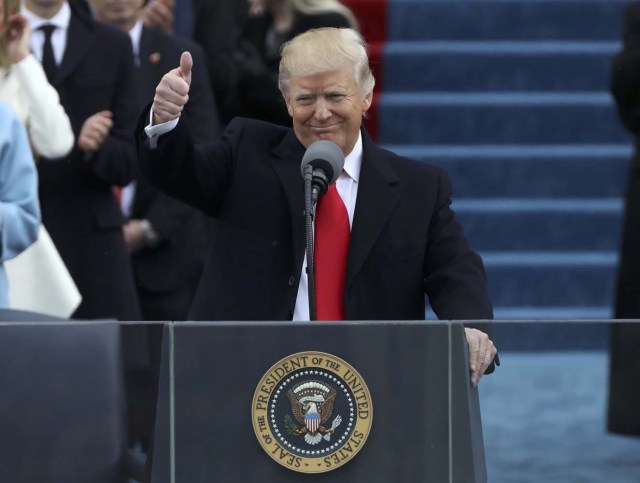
left=152, top=51, right=193, bottom=125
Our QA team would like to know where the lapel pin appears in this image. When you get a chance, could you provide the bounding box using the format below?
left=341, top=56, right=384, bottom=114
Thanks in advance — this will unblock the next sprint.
left=149, top=52, right=161, bottom=65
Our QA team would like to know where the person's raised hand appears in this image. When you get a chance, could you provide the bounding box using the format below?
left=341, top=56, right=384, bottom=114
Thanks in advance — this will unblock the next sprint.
left=142, top=0, right=175, bottom=34
left=152, top=51, right=192, bottom=125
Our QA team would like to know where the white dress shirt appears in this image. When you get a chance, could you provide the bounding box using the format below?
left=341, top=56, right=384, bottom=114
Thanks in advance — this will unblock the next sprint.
left=22, top=2, right=71, bottom=66
left=128, top=19, right=144, bottom=66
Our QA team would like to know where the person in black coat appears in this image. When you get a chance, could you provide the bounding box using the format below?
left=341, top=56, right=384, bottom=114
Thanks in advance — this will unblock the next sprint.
left=139, top=27, right=498, bottom=382
left=22, top=0, right=141, bottom=320
left=609, top=0, right=640, bottom=437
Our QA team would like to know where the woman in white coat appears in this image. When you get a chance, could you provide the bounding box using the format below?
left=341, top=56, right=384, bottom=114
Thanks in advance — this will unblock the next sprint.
left=0, top=0, right=73, bottom=157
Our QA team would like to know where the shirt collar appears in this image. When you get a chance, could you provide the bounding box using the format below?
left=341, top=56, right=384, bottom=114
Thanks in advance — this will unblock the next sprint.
left=22, top=1, right=71, bottom=31
left=342, top=130, right=363, bottom=183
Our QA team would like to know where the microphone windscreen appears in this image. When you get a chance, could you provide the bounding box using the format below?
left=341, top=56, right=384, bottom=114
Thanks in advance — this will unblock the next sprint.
left=300, top=140, right=345, bottom=185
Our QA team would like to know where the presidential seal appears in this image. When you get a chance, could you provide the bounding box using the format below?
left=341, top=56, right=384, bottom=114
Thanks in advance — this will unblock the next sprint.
left=252, top=351, right=373, bottom=473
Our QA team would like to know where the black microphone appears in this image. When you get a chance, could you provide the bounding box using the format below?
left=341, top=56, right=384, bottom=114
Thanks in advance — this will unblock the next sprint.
left=300, top=140, right=345, bottom=204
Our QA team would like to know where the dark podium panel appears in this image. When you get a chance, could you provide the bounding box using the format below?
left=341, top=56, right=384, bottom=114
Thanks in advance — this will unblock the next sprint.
left=0, top=323, right=127, bottom=483
left=152, top=321, right=486, bottom=483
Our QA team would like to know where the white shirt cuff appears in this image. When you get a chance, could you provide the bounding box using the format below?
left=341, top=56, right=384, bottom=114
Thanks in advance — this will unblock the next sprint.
left=144, top=111, right=179, bottom=148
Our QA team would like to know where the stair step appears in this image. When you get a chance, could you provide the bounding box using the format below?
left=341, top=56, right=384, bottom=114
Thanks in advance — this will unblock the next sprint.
left=493, top=307, right=612, bottom=320
left=379, top=92, right=628, bottom=144
left=384, top=41, right=619, bottom=92
left=481, top=251, right=616, bottom=307
left=384, top=144, right=630, bottom=198
left=426, top=309, right=612, bottom=351
left=454, top=198, right=622, bottom=213
left=388, top=0, right=627, bottom=41
left=482, top=251, right=617, bottom=266
left=456, top=203, right=623, bottom=251
left=383, top=92, right=615, bottom=105
left=489, top=320, right=610, bottom=350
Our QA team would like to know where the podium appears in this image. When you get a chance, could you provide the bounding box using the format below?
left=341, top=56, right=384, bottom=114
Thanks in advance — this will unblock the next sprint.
left=0, top=322, right=128, bottom=483
left=151, top=321, right=487, bottom=482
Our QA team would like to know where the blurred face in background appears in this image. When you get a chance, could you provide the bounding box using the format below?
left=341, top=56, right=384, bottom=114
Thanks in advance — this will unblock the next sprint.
left=23, top=0, right=66, bottom=12
left=90, top=0, right=144, bottom=30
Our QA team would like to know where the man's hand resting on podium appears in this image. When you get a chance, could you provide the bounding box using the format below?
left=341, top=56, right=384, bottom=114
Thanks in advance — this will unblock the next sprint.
left=465, top=328, right=497, bottom=387
left=152, top=51, right=192, bottom=125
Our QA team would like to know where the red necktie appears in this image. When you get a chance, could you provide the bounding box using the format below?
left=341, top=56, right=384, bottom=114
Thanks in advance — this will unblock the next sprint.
left=314, top=184, right=350, bottom=320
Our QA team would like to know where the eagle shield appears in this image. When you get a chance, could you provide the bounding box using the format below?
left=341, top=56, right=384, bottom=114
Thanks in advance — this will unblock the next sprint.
left=287, top=380, right=341, bottom=445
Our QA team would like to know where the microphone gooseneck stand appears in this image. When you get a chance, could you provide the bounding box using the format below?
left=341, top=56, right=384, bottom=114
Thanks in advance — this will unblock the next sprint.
left=303, top=164, right=317, bottom=321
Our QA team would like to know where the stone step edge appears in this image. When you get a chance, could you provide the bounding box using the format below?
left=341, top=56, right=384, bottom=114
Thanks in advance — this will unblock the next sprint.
left=385, top=40, right=620, bottom=54
left=479, top=251, right=617, bottom=267
left=453, top=198, right=622, bottom=213
left=381, top=91, right=614, bottom=106
left=383, top=144, right=632, bottom=158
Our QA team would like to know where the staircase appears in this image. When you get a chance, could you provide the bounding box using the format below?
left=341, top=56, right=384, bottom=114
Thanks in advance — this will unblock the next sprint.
left=380, top=0, right=633, bottom=348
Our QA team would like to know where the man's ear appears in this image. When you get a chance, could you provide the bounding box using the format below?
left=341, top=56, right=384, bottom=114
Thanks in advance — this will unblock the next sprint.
left=362, top=91, right=373, bottom=113
left=285, top=95, right=293, bottom=117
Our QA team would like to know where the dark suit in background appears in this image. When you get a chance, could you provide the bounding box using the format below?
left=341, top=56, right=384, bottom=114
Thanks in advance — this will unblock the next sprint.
left=609, top=0, right=640, bottom=437
left=35, top=2, right=141, bottom=320
left=191, top=0, right=245, bottom=123
left=123, top=25, right=219, bottom=448
left=138, top=117, right=493, bottom=323
left=131, top=26, right=218, bottom=321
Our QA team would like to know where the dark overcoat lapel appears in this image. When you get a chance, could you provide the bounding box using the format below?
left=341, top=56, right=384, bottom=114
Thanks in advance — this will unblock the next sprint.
left=347, top=130, right=399, bottom=288
left=270, top=129, right=307, bottom=277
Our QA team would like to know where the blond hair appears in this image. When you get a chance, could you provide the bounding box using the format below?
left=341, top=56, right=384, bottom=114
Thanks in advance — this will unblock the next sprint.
left=278, top=27, right=375, bottom=98
left=0, top=0, right=21, bottom=69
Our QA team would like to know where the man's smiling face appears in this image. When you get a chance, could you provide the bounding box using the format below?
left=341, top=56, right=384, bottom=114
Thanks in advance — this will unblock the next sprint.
left=285, top=64, right=372, bottom=156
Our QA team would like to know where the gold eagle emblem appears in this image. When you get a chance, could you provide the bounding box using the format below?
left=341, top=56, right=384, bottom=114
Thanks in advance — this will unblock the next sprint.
left=286, top=380, right=342, bottom=445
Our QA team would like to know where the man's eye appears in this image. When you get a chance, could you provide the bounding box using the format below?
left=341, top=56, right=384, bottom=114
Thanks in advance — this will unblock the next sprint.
left=297, top=96, right=313, bottom=104
left=329, top=94, right=346, bottom=100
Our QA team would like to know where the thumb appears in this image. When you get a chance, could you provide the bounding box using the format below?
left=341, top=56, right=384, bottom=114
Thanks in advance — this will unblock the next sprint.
left=179, top=51, right=192, bottom=86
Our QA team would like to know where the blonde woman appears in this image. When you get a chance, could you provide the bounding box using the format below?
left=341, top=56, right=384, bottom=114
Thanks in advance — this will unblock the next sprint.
left=0, top=0, right=79, bottom=316
left=235, top=0, right=357, bottom=126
